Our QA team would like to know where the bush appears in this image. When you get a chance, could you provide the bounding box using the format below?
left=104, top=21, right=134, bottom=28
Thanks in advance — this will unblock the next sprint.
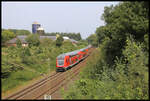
left=25, top=34, right=40, bottom=47
left=16, top=38, right=22, bottom=48
left=2, top=30, right=16, bottom=44
left=63, top=35, right=148, bottom=99
left=40, top=38, right=53, bottom=47
left=56, top=35, right=64, bottom=47
left=19, top=47, right=31, bottom=64
left=2, top=70, right=38, bottom=92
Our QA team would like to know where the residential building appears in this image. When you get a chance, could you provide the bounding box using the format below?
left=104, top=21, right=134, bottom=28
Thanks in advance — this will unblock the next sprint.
left=6, top=35, right=78, bottom=47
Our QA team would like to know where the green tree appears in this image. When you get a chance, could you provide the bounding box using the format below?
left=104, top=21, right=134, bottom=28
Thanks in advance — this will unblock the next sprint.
left=56, top=35, right=64, bottom=47
left=2, top=30, right=16, bottom=44
left=20, top=47, right=31, bottom=64
left=16, top=38, right=22, bottom=48
left=63, top=1, right=149, bottom=99
left=100, top=1, right=149, bottom=42
left=86, top=34, right=98, bottom=47
left=143, top=34, right=149, bottom=52
left=96, top=1, right=149, bottom=65
left=25, top=34, right=40, bottom=47
left=40, top=38, right=53, bottom=47
left=8, top=29, right=31, bottom=35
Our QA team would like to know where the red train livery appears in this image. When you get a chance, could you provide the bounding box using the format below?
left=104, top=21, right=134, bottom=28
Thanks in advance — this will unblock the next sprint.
left=56, top=45, right=92, bottom=72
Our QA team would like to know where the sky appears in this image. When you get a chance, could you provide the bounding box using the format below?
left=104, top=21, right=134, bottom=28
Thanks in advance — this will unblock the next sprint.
left=2, top=2, right=120, bottom=39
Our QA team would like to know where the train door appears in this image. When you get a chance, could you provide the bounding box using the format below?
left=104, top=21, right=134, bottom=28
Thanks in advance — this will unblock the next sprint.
left=65, top=56, right=70, bottom=67
left=70, top=56, right=72, bottom=65
left=67, top=57, right=70, bottom=66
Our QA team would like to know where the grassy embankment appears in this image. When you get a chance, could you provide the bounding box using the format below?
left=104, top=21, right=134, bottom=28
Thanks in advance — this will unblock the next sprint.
left=2, top=39, right=87, bottom=94
left=62, top=37, right=148, bottom=99
left=62, top=1, right=149, bottom=100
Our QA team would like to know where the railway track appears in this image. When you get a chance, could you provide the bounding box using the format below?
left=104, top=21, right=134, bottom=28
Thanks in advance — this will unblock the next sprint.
left=4, top=48, right=94, bottom=100
left=5, top=72, right=61, bottom=99
left=37, top=48, right=95, bottom=99
left=36, top=56, right=85, bottom=99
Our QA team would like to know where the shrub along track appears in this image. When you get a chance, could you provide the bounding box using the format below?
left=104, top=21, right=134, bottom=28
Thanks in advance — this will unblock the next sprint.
left=3, top=48, right=95, bottom=100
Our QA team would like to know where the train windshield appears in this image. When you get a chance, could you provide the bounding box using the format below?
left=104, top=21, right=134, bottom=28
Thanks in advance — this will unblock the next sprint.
left=57, top=56, right=64, bottom=66
left=58, top=60, right=64, bottom=66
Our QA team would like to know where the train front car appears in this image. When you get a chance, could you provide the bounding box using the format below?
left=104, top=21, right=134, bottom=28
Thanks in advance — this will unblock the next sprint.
left=56, top=54, right=66, bottom=72
left=56, top=45, right=91, bottom=72
left=56, top=51, right=79, bottom=72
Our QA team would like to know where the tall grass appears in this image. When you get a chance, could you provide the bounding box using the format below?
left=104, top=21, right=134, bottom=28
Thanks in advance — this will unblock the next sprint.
left=2, top=70, right=39, bottom=92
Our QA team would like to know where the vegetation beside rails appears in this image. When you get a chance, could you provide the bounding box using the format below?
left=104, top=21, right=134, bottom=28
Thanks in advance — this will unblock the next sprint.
left=62, top=1, right=149, bottom=100
left=62, top=36, right=148, bottom=99
left=2, top=39, right=87, bottom=93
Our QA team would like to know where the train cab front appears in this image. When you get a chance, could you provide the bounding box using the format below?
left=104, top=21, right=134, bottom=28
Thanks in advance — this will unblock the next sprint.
left=56, top=58, right=66, bottom=72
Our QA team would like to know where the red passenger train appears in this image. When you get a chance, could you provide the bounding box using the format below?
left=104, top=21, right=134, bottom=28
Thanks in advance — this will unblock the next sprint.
left=56, top=45, right=92, bottom=72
